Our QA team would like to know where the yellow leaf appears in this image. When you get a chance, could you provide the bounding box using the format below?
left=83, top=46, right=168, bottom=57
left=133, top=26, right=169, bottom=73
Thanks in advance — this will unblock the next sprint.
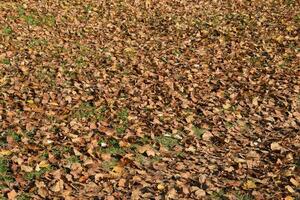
left=110, top=165, right=124, bottom=177
left=285, top=185, right=295, bottom=193
left=27, top=100, right=34, bottom=104
left=285, top=196, right=294, bottom=200
left=38, top=160, right=50, bottom=168
left=275, top=35, right=284, bottom=43
left=157, top=183, right=165, bottom=190
left=223, top=103, right=231, bottom=110
left=286, top=25, right=295, bottom=32
left=252, top=97, right=259, bottom=106
left=243, top=180, right=256, bottom=190
left=7, top=190, right=17, bottom=200
left=0, top=150, right=12, bottom=156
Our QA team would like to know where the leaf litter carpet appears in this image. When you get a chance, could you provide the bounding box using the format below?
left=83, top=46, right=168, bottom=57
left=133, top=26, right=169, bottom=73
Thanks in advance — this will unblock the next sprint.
left=0, top=0, right=299, bottom=199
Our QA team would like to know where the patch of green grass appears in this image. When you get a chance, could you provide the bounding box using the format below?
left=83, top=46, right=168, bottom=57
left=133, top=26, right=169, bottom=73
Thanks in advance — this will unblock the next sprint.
left=236, top=193, right=254, bottom=200
left=28, top=38, right=48, bottom=48
left=2, top=26, right=13, bottom=35
left=24, top=14, right=41, bottom=26
left=102, top=146, right=125, bottom=155
left=72, top=103, right=105, bottom=120
left=294, top=13, right=300, bottom=22
left=176, top=151, right=186, bottom=158
left=192, top=126, right=205, bottom=139
left=39, top=152, right=49, bottom=159
left=18, top=7, right=54, bottom=27
left=75, top=57, right=87, bottom=67
left=0, top=129, right=21, bottom=145
left=156, top=135, right=179, bottom=149
left=0, top=158, right=9, bottom=174
left=136, top=136, right=151, bottom=145
left=101, top=158, right=118, bottom=171
left=42, top=15, right=56, bottom=26
left=114, top=108, right=129, bottom=135
left=210, top=189, right=227, bottom=200
left=52, top=146, right=72, bottom=158
left=17, top=5, right=25, bottom=16
left=117, top=108, right=128, bottom=121
left=67, top=155, right=80, bottom=163
left=116, top=126, right=126, bottom=135
left=24, top=167, right=51, bottom=180
left=0, top=158, right=14, bottom=184
left=7, top=129, right=21, bottom=142
left=17, top=193, right=31, bottom=200
left=0, top=184, right=8, bottom=190
left=100, top=138, right=125, bottom=155
left=1, top=58, right=10, bottom=65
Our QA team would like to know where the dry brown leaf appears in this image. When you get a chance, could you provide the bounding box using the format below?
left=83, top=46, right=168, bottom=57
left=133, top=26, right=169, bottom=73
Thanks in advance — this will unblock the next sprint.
left=202, top=132, right=213, bottom=141
left=285, top=196, right=294, bottom=200
left=195, top=189, right=206, bottom=198
left=271, top=142, right=282, bottom=151
left=21, top=165, right=33, bottom=173
left=243, top=180, right=256, bottom=190
left=7, top=190, right=17, bottom=200
left=106, top=196, right=114, bottom=200
left=51, top=180, right=64, bottom=192
left=167, top=188, right=178, bottom=199
left=0, top=150, right=12, bottom=156
left=285, top=185, right=295, bottom=193
left=110, top=165, right=124, bottom=177
left=290, top=178, right=299, bottom=187
left=131, top=189, right=141, bottom=200
left=118, top=178, right=126, bottom=187
left=157, top=183, right=165, bottom=190
left=137, top=145, right=155, bottom=156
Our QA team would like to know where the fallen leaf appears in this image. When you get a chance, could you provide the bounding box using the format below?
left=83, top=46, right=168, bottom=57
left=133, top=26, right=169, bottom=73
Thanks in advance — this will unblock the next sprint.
left=51, top=180, right=64, bottom=192
left=107, top=196, right=114, bottom=200
left=167, top=188, right=178, bottom=199
left=110, top=165, right=124, bottom=177
left=118, top=178, right=126, bottom=187
left=0, top=150, right=12, bottom=156
left=223, top=103, right=231, bottom=110
left=252, top=97, right=259, bottom=106
left=285, top=196, right=294, bottom=200
left=290, top=178, right=299, bottom=187
left=285, top=185, right=295, bottom=193
left=137, top=144, right=155, bottom=156
left=271, top=142, right=282, bottom=151
left=202, top=132, right=213, bottom=141
left=7, top=190, right=17, bottom=200
left=243, top=180, right=256, bottom=190
left=38, top=160, right=50, bottom=168
left=195, top=189, right=206, bottom=198
left=21, top=165, right=33, bottom=172
left=131, top=189, right=140, bottom=200
left=157, top=183, right=165, bottom=190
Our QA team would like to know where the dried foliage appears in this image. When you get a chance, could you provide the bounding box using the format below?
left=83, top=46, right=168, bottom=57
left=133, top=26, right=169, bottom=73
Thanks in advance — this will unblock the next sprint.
left=0, top=0, right=299, bottom=199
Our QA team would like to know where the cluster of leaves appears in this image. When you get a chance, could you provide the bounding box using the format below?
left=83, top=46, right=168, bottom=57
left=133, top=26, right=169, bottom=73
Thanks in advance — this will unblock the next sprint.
left=0, top=0, right=299, bottom=199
